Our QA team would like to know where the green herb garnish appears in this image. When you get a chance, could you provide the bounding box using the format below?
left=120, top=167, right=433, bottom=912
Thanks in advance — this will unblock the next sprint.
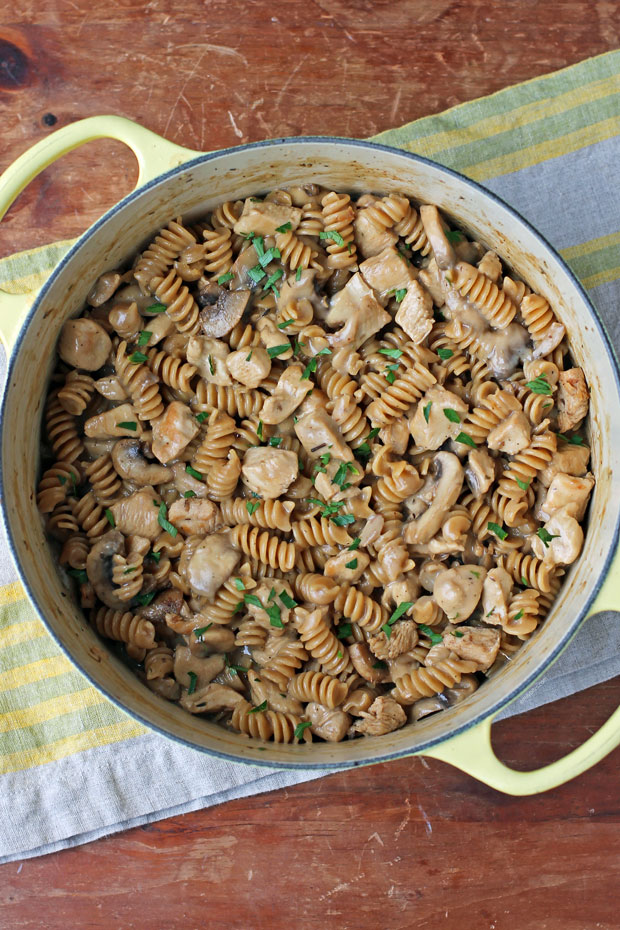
left=378, top=347, right=403, bottom=359
left=526, top=375, right=553, bottom=396
left=194, top=623, right=213, bottom=638
left=248, top=265, right=266, bottom=284
left=246, top=498, right=261, bottom=516
left=117, top=421, right=137, bottom=431
left=129, top=351, right=148, bottom=364
left=183, top=490, right=196, bottom=498
left=157, top=502, right=178, bottom=537
left=337, top=622, right=352, bottom=639
left=218, top=272, right=234, bottom=284
left=277, top=319, right=294, bottom=329
left=455, top=431, right=476, bottom=448
left=105, top=509, right=115, bottom=527
left=437, top=347, right=453, bottom=360
left=515, top=478, right=530, bottom=491
left=319, top=229, right=345, bottom=246
left=145, top=303, right=167, bottom=313
left=301, top=358, right=317, bottom=380
left=537, top=527, right=559, bottom=548
left=348, top=537, right=361, bottom=551
left=264, top=268, right=284, bottom=290
left=446, top=229, right=464, bottom=243
left=185, top=464, right=203, bottom=481
left=196, top=411, right=209, bottom=423
left=67, top=568, right=88, bottom=584
left=276, top=222, right=292, bottom=233
left=268, top=436, right=282, bottom=447
left=557, top=433, right=584, bottom=445
left=423, top=401, right=432, bottom=423
left=248, top=701, right=267, bottom=714
left=137, top=331, right=152, bottom=347
left=296, top=267, right=302, bottom=281
left=294, top=720, right=312, bottom=739
left=345, top=559, right=358, bottom=570
left=513, top=609, right=524, bottom=620
left=443, top=408, right=461, bottom=423
left=259, top=247, right=281, bottom=268
left=187, top=671, right=198, bottom=695
left=332, top=513, right=356, bottom=527
left=208, top=355, right=215, bottom=376
left=389, top=602, right=413, bottom=625
left=487, top=521, right=507, bottom=540
left=418, top=624, right=443, bottom=645
left=267, top=343, right=290, bottom=358
left=233, top=578, right=246, bottom=591
left=266, top=604, right=284, bottom=628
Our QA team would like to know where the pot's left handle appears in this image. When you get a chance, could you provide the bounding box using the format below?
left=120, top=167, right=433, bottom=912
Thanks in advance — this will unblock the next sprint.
left=0, top=115, right=201, bottom=352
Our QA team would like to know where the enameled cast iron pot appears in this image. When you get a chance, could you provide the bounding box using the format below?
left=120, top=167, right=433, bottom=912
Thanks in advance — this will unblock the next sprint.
left=1, top=117, right=619, bottom=794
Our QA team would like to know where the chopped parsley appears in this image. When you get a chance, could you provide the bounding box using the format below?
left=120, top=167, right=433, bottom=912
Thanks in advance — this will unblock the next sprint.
left=373, top=660, right=387, bottom=670
left=522, top=575, right=529, bottom=587
left=105, top=508, right=115, bottom=527
left=257, top=420, right=264, bottom=441
left=515, top=477, right=530, bottom=491
left=147, top=550, right=161, bottom=563
left=246, top=497, right=261, bottom=516
left=319, top=229, right=345, bottom=246
left=243, top=593, right=263, bottom=609
left=455, top=431, right=476, bottom=447
left=437, top=347, right=453, bottom=360
left=248, top=701, right=268, bottom=714
left=264, top=268, right=284, bottom=290
left=277, top=319, right=294, bottom=329
left=276, top=221, right=292, bottom=233
left=208, top=355, right=215, bottom=376
left=333, top=460, right=359, bottom=489
left=157, top=502, right=178, bottom=537
left=217, top=272, right=234, bottom=284
left=378, top=347, right=403, bottom=359
left=513, top=609, right=524, bottom=621
left=443, top=408, right=461, bottom=423
left=526, top=375, right=553, bottom=395
left=265, top=603, right=283, bottom=628
left=345, top=559, right=358, bottom=570
left=194, top=623, right=213, bottom=638
left=268, top=436, right=283, bottom=447
left=67, top=568, right=88, bottom=584
left=301, top=358, right=317, bottom=380
left=537, top=527, right=559, bottom=548
left=418, top=624, right=443, bottom=645
left=296, top=267, right=302, bottom=281
left=487, top=521, right=507, bottom=541
left=196, top=411, right=209, bottom=424
left=267, top=344, right=290, bottom=358
left=187, top=671, right=198, bottom=695
left=248, top=265, right=266, bottom=284
left=129, top=351, right=148, bottom=364
left=279, top=590, right=298, bottom=609
left=134, top=590, right=156, bottom=607
left=337, top=622, right=352, bottom=639
left=117, top=421, right=137, bottom=431
left=445, top=229, right=464, bottom=243
left=557, top=433, right=584, bottom=445
left=393, top=288, right=407, bottom=303
left=233, top=578, right=246, bottom=591
left=384, top=363, right=400, bottom=384
left=145, top=303, right=167, bottom=313
left=423, top=401, right=432, bottom=423
left=259, top=247, right=281, bottom=268
left=294, top=721, right=312, bottom=739
left=185, top=464, right=203, bottom=481
left=332, top=513, right=356, bottom=527
left=137, top=330, right=152, bottom=346
left=348, top=537, right=361, bottom=551
left=389, top=602, right=413, bottom=625
left=183, top=490, right=196, bottom=498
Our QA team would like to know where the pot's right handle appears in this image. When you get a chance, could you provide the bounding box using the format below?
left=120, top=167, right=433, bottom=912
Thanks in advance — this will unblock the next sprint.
left=419, top=544, right=620, bottom=795
left=0, top=116, right=202, bottom=351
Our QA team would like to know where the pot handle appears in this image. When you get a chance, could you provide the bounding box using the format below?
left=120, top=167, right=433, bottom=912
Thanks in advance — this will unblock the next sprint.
left=419, top=543, right=620, bottom=795
left=0, top=116, right=200, bottom=351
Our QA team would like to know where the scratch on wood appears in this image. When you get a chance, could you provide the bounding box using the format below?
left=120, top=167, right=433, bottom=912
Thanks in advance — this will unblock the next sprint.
left=227, top=111, right=243, bottom=139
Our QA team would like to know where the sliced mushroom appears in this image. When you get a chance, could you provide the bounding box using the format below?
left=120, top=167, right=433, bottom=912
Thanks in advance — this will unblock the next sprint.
left=173, top=646, right=225, bottom=690
left=306, top=702, right=351, bottom=742
left=260, top=365, right=313, bottom=424
left=141, top=588, right=184, bottom=622
left=87, top=272, right=122, bottom=307
left=410, top=694, right=448, bottom=721
left=442, top=626, right=500, bottom=670
left=112, top=439, right=170, bottom=485
left=359, top=246, right=417, bottom=303
left=86, top=530, right=128, bottom=609
left=378, top=417, right=409, bottom=456
left=84, top=404, right=143, bottom=439
left=465, top=447, right=496, bottom=498
left=168, top=497, right=219, bottom=536
left=151, top=401, right=199, bottom=464
left=226, top=347, right=272, bottom=388
left=110, top=487, right=162, bottom=540
left=395, top=280, right=434, bottom=345
left=241, top=447, right=298, bottom=499
left=187, top=533, right=241, bottom=600
left=432, top=564, right=486, bottom=621
left=420, top=204, right=455, bottom=270
left=409, top=385, right=469, bottom=451
left=200, top=289, right=252, bottom=338
left=181, top=682, right=245, bottom=714
left=233, top=200, right=302, bottom=236
left=531, top=506, right=584, bottom=566
left=108, top=301, right=143, bottom=341
left=348, top=643, right=388, bottom=684
left=186, top=335, right=232, bottom=384
left=58, top=318, right=112, bottom=371
left=404, top=452, right=464, bottom=545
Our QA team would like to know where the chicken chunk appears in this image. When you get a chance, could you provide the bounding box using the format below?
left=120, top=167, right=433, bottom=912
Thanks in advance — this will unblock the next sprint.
left=433, top=564, right=487, bottom=622
left=409, top=384, right=469, bottom=451
left=442, top=626, right=500, bottom=671
left=110, top=488, right=161, bottom=540
left=168, top=497, right=220, bottom=536
left=465, top=447, right=496, bottom=497
left=481, top=566, right=513, bottom=627
left=328, top=293, right=391, bottom=353
left=556, top=368, right=589, bottom=432
left=324, top=548, right=370, bottom=585
left=477, top=250, right=502, bottom=283
left=395, top=280, right=434, bottom=345
left=233, top=200, right=302, bottom=236
left=306, top=703, right=351, bottom=742
left=538, top=441, right=590, bottom=487
left=350, top=695, right=406, bottom=737
left=368, top=620, right=419, bottom=661
left=260, top=365, right=313, bottom=424
left=241, top=447, right=298, bottom=499
left=354, top=208, right=398, bottom=258
left=151, top=400, right=199, bottom=464
left=187, top=335, right=232, bottom=385
left=487, top=410, right=531, bottom=455
left=539, top=472, right=594, bottom=522
left=187, top=533, right=241, bottom=600
left=294, top=406, right=354, bottom=462
left=359, top=247, right=416, bottom=303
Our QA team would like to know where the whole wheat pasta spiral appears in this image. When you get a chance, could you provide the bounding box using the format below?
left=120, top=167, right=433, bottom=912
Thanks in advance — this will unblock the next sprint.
left=41, top=187, right=594, bottom=745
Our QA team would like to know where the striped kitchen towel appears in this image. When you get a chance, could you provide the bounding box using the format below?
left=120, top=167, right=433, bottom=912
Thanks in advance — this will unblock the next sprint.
left=1, top=49, right=619, bottom=863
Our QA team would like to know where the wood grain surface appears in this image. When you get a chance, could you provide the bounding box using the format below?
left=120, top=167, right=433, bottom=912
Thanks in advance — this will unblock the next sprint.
left=1, top=2, right=619, bottom=928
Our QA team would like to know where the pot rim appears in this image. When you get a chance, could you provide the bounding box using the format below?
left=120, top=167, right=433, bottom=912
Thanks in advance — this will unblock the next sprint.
left=2, top=135, right=619, bottom=769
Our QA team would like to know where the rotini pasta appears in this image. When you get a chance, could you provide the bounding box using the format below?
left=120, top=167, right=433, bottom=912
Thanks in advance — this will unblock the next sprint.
left=41, top=189, right=594, bottom=745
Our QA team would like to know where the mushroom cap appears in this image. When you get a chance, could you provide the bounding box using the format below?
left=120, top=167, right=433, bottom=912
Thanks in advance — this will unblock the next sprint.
left=58, top=318, right=112, bottom=371
left=403, top=452, right=464, bottom=545
left=199, top=289, right=251, bottom=338
left=85, top=530, right=127, bottom=609
left=111, top=439, right=171, bottom=485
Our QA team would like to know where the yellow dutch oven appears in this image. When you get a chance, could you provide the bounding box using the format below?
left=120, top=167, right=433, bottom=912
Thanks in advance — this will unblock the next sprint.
left=1, top=116, right=619, bottom=794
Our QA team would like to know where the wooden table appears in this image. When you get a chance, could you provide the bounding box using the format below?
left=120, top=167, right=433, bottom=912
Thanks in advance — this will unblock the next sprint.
left=1, top=2, right=619, bottom=927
